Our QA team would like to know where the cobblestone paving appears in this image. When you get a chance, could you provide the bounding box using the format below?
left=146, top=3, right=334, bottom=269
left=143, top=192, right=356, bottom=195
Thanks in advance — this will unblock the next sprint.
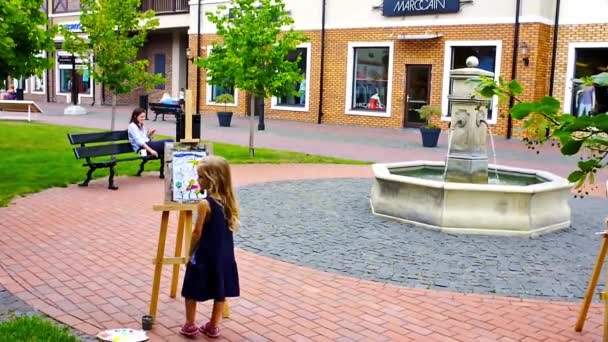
left=0, top=285, right=95, bottom=341
left=0, top=286, right=37, bottom=321
left=236, top=178, right=608, bottom=302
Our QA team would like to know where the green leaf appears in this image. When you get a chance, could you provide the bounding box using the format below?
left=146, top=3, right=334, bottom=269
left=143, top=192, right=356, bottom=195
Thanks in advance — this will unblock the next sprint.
left=578, top=159, right=602, bottom=172
left=567, top=171, right=585, bottom=183
left=479, top=87, right=496, bottom=98
left=561, top=116, right=593, bottom=132
left=560, top=138, right=584, bottom=155
left=507, top=80, right=523, bottom=96
left=592, top=72, right=608, bottom=87
left=539, top=96, right=560, bottom=115
left=590, top=114, right=608, bottom=131
left=510, top=102, right=537, bottom=119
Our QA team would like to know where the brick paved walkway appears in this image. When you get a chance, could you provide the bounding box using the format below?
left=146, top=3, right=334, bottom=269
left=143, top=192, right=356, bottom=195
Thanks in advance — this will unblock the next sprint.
left=0, top=164, right=604, bottom=341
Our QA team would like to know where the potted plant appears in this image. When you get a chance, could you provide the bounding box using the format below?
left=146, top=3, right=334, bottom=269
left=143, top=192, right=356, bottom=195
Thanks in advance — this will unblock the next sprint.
left=215, top=93, right=234, bottom=127
left=418, top=105, right=442, bottom=148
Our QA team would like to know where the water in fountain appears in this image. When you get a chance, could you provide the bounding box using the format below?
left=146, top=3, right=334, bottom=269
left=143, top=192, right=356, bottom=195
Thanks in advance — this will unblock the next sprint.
left=486, top=125, right=500, bottom=183
left=443, top=127, right=454, bottom=181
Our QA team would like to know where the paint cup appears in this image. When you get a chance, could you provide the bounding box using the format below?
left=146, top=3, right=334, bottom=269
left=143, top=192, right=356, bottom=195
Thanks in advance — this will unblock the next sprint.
left=141, top=315, right=154, bottom=331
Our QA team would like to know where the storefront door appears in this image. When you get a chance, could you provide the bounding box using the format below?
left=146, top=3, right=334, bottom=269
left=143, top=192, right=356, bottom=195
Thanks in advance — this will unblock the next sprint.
left=404, top=65, right=431, bottom=128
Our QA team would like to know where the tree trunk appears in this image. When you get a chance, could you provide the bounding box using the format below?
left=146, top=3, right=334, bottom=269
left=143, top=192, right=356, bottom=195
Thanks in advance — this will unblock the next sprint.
left=249, top=92, right=255, bottom=157
left=111, top=92, right=117, bottom=131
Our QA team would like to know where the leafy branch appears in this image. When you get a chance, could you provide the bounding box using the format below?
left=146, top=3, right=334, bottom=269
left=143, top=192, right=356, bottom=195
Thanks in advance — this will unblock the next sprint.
left=472, top=73, right=608, bottom=190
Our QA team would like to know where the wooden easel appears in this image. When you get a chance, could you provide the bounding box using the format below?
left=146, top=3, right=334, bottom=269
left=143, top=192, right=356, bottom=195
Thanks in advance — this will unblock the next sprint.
left=147, top=90, right=229, bottom=325
left=575, top=223, right=608, bottom=341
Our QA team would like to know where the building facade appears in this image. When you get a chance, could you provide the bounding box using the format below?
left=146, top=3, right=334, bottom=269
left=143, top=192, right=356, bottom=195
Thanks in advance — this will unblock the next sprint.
left=14, top=0, right=608, bottom=138
left=189, top=0, right=608, bottom=137
left=19, top=0, right=190, bottom=107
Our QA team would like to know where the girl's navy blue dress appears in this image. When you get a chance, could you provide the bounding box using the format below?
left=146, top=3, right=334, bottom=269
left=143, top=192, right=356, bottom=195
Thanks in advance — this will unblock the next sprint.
left=181, top=197, right=239, bottom=302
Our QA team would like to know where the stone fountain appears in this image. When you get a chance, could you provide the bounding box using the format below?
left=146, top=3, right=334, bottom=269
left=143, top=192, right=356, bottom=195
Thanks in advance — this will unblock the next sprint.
left=370, top=57, right=572, bottom=237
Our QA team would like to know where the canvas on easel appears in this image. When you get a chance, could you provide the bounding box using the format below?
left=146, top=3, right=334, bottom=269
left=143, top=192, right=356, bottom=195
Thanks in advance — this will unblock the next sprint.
left=162, top=141, right=213, bottom=204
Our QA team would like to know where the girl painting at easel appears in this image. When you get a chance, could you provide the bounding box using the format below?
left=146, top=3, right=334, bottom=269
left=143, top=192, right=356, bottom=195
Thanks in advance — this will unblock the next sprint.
left=179, top=156, right=240, bottom=339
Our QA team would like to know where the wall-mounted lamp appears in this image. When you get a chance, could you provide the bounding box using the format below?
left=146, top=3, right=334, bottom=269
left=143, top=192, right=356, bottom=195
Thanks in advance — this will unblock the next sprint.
left=520, top=42, right=530, bottom=67
left=186, top=47, right=194, bottom=62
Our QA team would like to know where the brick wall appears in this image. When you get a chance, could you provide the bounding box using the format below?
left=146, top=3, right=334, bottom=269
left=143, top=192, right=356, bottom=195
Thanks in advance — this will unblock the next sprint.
left=190, top=23, right=608, bottom=137
left=552, top=24, right=608, bottom=114
left=102, top=33, right=175, bottom=106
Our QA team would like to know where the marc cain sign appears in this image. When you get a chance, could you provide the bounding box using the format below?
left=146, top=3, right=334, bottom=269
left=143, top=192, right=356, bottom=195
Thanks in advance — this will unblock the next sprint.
left=383, top=0, right=461, bottom=17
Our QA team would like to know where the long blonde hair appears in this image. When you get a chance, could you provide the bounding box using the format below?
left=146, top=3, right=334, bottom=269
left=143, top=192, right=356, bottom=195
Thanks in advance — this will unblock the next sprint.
left=197, top=156, right=240, bottom=232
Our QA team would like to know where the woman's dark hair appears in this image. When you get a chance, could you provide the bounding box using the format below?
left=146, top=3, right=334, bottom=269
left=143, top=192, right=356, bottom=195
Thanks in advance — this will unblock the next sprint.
left=130, top=108, right=146, bottom=126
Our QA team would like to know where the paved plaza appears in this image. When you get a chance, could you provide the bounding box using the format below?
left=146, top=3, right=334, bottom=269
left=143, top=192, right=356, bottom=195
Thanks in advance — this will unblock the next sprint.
left=238, top=179, right=607, bottom=302
left=0, top=105, right=607, bottom=341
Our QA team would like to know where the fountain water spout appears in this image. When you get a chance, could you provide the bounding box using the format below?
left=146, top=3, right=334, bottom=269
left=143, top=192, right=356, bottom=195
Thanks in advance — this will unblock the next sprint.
left=444, top=108, right=489, bottom=184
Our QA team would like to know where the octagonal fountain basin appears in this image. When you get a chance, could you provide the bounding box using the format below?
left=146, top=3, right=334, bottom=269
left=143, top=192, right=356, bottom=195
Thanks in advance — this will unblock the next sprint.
left=370, top=161, right=573, bottom=238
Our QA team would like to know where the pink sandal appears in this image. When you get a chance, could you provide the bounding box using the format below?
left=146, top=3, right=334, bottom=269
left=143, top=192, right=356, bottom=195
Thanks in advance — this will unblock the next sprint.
left=179, top=322, right=200, bottom=338
left=200, top=322, right=220, bottom=338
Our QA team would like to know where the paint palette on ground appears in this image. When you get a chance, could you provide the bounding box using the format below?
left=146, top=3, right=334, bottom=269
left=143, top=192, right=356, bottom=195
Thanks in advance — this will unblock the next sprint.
left=96, top=328, right=148, bottom=342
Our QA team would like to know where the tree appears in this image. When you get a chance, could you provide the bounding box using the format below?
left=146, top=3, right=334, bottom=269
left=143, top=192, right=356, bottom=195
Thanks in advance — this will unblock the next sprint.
left=62, top=0, right=164, bottom=130
left=0, top=0, right=56, bottom=91
left=474, top=73, right=608, bottom=195
left=196, top=0, right=308, bottom=157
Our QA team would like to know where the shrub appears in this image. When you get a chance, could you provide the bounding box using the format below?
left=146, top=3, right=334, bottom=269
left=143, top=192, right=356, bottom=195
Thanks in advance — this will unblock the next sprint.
left=215, top=93, right=234, bottom=112
left=418, top=105, right=442, bottom=129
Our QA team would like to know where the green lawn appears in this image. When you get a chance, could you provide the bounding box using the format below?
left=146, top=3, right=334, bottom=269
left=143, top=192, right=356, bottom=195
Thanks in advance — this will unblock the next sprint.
left=0, top=316, right=81, bottom=342
left=0, top=121, right=367, bottom=206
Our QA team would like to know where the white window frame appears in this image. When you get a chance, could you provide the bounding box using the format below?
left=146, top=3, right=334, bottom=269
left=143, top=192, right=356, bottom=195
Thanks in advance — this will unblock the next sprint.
left=31, top=53, right=46, bottom=95
left=13, top=77, right=28, bottom=94
left=563, top=42, right=608, bottom=115
left=271, top=42, right=312, bottom=112
left=441, top=40, right=502, bottom=125
left=55, top=50, right=94, bottom=101
left=31, top=74, right=46, bottom=94
left=345, top=41, right=394, bottom=118
left=205, top=45, right=238, bottom=107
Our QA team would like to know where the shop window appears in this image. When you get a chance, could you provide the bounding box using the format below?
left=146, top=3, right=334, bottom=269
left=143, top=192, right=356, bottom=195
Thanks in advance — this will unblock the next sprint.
left=272, top=45, right=310, bottom=110
left=351, top=47, right=390, bottom=112
left=56, top=51, right=92, bottom=96
left=442, top=41, right=501, bottom=123
left=205, top=46, right=238, bottom=106
left=12, top=77, right=28, bottom=93
left=570, top=48, right=608, bottom=116
left=32, top=74, right=45, bottom=94
left=59, top=68, right=91, bottom=94
left=154, top=54, right=166, bottom=90
left=210, top=85, right=235, bottom=102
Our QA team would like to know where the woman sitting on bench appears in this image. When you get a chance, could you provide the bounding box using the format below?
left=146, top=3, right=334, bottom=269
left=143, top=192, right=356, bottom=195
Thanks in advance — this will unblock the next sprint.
left=127, top=108, right=173, bottom=178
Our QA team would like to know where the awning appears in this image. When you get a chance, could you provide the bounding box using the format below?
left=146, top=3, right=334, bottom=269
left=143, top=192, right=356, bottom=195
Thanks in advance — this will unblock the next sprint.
left=395, top=34, right=443, bottom=41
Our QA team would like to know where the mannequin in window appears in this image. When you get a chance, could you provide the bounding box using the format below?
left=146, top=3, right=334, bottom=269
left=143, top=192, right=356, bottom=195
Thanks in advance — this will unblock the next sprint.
left=367, top=92, right=384, bottom=110
left=299, top=75, right=306, bottom=105
left=577, top=79, right=596, bottom=117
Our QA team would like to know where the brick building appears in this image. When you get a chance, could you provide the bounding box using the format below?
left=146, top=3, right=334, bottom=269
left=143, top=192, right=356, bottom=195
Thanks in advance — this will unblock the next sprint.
left=18, top=0, right=190, bottom=107
left=12, top=0, right=608, bottom=138
left=190, top=0, right=608, bottom=137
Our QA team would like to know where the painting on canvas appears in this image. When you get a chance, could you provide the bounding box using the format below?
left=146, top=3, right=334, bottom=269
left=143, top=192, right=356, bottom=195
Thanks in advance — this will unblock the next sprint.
left=171, top=150, right=208, bottom=203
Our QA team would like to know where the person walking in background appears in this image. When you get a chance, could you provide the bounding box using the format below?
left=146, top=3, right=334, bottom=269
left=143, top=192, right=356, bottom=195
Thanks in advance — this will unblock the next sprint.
left=3, top=85, right=16, bottom=100
left=127, top=108, right=173, bottom=178
left=179, top=156, right=240, bottom=339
